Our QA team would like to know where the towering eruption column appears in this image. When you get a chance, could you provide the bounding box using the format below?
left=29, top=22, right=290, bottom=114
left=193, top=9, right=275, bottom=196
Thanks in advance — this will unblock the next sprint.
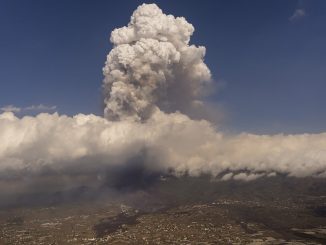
left=103, top=3, right=211, bottom=122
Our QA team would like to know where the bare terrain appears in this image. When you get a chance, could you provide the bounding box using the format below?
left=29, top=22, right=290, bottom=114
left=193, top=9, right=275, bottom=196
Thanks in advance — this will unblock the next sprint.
left=1, top=176, right=326, bottom=244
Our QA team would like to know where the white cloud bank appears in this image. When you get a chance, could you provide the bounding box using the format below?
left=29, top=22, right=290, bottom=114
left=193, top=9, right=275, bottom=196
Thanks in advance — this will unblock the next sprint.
left=1, top=104, right=57, bottom=113
left=0, top=4, right=326, bottom=183
left=0, top=105, right=21, bottom=113
left=1, top=110, right=326, bottom=180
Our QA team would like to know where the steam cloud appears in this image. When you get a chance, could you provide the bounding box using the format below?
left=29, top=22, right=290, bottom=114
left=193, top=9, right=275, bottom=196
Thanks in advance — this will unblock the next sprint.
left=1, top=4, right=326, bottom=188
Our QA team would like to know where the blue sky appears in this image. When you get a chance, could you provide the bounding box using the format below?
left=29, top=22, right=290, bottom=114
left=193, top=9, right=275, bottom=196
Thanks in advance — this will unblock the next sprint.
left=0, top=0, right=325, bottom=133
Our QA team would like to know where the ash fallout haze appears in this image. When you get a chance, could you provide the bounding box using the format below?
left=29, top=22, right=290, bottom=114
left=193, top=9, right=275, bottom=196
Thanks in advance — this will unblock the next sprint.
left=1, top=1, right=326, bottom=244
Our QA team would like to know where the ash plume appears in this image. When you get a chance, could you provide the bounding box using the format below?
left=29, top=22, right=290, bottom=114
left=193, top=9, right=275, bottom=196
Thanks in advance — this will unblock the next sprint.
left=103, top=4, right=211, bottom=121
left=0, top=3, right=326, bottom=197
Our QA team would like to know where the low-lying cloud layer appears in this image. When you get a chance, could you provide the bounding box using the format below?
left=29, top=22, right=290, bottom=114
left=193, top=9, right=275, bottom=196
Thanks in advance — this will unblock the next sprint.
left=1, top=109, right=326, bottom=180
left=1, top=104, right=57, bottom=114
left=1, top=4, right=326, bottom=190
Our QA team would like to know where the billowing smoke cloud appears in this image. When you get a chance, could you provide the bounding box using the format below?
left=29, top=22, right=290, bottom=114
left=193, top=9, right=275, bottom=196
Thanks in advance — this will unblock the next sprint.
left=1, top=3, right=326, bottom=193
left=103, top=4, right=211, bottom=121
